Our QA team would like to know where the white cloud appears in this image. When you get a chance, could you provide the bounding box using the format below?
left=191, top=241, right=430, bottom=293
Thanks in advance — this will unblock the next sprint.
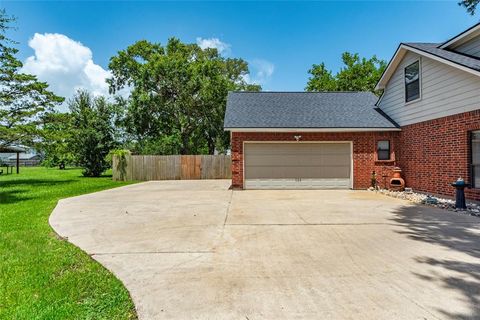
left=251, top=59, right=274, bottom=82
left=196, top=37, right=231, bottom=54
left=22, top=33, right=112, bottom=100
left=244, top=59, right=275, bottom=86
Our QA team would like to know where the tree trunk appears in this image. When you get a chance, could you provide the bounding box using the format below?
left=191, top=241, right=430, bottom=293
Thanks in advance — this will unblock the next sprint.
left=180, top=133, right=190, bottom=155
left=208, top=142, right=215, bottom=155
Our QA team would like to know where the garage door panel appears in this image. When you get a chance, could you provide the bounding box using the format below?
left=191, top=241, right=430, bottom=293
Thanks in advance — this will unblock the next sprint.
left=245, top=165, right=350, bottom=179
left=245, top=178, right=351, bottom=189
left=246, top=155, right=349, bottom=167
left=320, top=166, right=350, bottom=178
left=245, top=143, right=350, bottom=155
left=318, top=143, right=350, bottom=154
left=320, top=155, right=351, bottom=166
left=244, top=143, right=352, bottom=189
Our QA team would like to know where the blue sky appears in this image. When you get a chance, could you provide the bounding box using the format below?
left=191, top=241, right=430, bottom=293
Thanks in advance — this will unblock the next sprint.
left=3, top=1, right=479, bottom=99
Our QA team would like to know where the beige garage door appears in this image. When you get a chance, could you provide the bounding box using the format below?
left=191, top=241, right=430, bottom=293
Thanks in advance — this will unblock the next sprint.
left=244, top=143, right=351, bottom=189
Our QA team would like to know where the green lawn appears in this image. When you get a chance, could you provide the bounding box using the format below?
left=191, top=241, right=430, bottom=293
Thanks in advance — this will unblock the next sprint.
left=0, top=167, right=137, bottom=319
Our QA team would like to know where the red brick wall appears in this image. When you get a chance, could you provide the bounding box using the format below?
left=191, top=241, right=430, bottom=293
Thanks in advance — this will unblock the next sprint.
left=397, top=110, right=480, bottom=201
left=231, top=131, right=400, bottom=189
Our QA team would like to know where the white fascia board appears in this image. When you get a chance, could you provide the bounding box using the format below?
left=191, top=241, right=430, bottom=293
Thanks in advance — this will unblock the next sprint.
left=375, top=45, right=406, bottom=90
left=440, top=24, right=480, bottom=49
left=225, top=128, right=401, bottom=132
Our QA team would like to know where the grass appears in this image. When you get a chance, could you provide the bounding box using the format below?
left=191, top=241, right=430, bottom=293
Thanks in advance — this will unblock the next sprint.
left=0, top=167, right=138, bottom=320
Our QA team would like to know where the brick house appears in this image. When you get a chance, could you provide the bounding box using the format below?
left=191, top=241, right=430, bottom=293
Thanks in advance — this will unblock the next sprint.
left=224, top=23, right=480, bottom=201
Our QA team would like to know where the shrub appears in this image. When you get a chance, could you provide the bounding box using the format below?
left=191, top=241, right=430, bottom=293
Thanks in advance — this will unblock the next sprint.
left=107, top=149, right=131, bottom=181
left=69, top=91, right=116, bottom=177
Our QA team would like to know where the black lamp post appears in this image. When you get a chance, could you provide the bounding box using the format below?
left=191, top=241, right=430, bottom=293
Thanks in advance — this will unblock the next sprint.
left=451, top=177, right=470, bottom=210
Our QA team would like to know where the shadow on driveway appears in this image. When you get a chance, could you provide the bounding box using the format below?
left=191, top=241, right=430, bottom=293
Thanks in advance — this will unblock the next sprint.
left=391, top=205, right=480, bottom=319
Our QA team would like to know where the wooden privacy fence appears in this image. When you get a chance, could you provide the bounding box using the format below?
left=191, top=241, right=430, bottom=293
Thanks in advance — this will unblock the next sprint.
left=112, top=155, right=231, bottom=181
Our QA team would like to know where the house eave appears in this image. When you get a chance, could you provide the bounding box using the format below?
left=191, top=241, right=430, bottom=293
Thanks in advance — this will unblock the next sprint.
left=439, top=23, right=480, bottom=49
left=225, top=127, right=402, bottom=133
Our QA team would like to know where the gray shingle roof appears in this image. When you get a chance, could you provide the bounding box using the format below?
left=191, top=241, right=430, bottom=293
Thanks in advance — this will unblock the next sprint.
left=0, top=145, right=26, bottom=153
left=7, top=153, right=39, bottom=160
left=224, top=91, right=399, bottom=129
left=403, top=42, right=480, bottom=72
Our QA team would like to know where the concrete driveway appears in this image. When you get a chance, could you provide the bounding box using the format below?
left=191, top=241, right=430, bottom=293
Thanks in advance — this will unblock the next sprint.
left=50, top=180, right=480, bottom=320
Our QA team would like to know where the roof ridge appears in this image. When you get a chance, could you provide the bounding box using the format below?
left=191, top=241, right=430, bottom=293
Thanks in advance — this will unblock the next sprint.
left=402, top=42, right=440, bottom=46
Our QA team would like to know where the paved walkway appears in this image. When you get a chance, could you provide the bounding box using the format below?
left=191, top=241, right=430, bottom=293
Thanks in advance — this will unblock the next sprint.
left=50, top=180, right=480, bottom=319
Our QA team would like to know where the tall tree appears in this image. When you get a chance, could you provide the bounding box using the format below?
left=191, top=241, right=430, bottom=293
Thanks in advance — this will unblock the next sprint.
left=108, top=38, right=259, bottom=155
left=305, top=63, right=337, bottom=92
left=69, top=91, right=116, bottom=177
left=459, top=0, right=480, bottom=14
left=305, top=52, right=386, bottom=95
left=40, top=112, right=74, bottom=168
left=0, top=9, right=63, bottom=148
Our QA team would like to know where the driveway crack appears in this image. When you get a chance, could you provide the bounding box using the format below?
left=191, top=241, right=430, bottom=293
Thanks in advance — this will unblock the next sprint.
left=223, top=190, right=233, bottom=227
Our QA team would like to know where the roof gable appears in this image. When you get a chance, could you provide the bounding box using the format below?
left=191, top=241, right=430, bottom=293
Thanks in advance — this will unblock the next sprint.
left=375, top=42, right=480, bottom=90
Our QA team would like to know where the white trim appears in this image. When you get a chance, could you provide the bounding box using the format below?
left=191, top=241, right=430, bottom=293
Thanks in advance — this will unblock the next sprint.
left=350, top=141, right=353, bottom=189
left=242, top=141, right=354, bottom=189
left=440, top=24, right=480, bottom=49
left=376, top=45, right=406, bottom=90
left=226, top=127, right=401, bottom=132
left=376, top=44, right=480, bottom=90
left=376, top=92, right=385, bottom=106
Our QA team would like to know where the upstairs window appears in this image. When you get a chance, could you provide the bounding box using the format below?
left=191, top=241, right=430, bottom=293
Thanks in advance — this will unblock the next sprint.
left=405, top=61, right=420, bottom=103
left=472, top=130, right=480, bottom=188
left=377, top=140, right=391, bottom=161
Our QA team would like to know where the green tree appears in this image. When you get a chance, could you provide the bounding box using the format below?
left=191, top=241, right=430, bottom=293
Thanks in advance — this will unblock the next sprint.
left=40, top=112, right=74, bottom=168
left=459, top=0, right=480, bottom=14
left=0, top=9, right=63, bottom=148
left=69, top=91, right=116, bottom=177
left=305, top=63, right=337, bottom=92
left=305, top=52, right=386, bottom=95
left=108, top=38, right=259, bottom=155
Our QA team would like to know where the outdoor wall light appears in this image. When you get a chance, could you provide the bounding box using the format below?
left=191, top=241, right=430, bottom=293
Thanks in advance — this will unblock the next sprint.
left=294, top=135, right=302, bottom=141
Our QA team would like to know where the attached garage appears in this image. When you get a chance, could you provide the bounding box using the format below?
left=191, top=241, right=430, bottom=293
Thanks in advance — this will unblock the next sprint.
left=244, top=142, right=352, bottom=189
left=224, top=91, right=401, bottom=189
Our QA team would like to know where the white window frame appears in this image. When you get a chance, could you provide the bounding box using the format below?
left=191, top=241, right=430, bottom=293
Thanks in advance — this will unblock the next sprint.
left=376, top=140, right=391, bottom=161
left=404, top=58, right=422, bottom=105
left=471, top=130, right=480, bottom=189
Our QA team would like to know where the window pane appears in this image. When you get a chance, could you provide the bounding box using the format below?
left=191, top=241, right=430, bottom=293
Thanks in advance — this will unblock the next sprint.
left=474, top=166, right=480, bottom=188
left=378, top=150, right=390, bottom=160
left=405, top=61, right=419, bottom=84
left=406, top=81, right=420, bottom=101
left=378, top=140, right=389, bottom=150
left=405, top=61, right=420, bottom=102
left=473, top=131, right=480, bottom=187
left=377, top=140, right=390, bottom=160
left=473, top=131, right=480, bottom=165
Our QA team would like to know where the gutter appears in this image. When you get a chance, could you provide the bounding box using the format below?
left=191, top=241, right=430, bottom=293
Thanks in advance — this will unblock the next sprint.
left=224, top=127, right=402, bottom=132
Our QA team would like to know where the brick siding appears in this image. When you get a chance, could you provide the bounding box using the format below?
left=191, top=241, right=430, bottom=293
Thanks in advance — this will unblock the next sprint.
left=231, top=110, right=480, bottom=201
left=398, top=110, right=480, bottom=201
left=231, top=131, right=400, bottom=190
